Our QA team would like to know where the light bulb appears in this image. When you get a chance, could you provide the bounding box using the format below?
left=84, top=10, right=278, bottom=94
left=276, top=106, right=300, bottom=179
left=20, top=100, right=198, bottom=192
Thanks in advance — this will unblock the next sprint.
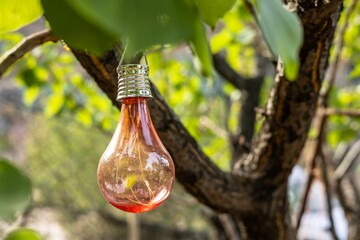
left=97, top=64, right=175, bottom=213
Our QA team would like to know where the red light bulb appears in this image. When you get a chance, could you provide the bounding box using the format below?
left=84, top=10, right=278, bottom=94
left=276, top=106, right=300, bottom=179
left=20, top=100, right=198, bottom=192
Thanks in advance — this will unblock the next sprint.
left=97, top=64, right=175, bottom=213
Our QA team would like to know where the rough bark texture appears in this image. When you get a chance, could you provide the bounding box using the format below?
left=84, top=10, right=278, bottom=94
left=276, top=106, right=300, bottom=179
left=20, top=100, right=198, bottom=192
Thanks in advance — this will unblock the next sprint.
left=71, top=0, right=344, bottom=239
left=232, top=1, right=343, bottom=238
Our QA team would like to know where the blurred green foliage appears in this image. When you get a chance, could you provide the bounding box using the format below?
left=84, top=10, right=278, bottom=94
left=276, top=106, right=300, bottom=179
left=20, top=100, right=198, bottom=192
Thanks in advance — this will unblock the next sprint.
left=0, top=0, right=42, bottom=33
left=8, top=40, right=119, bottom=131
left=0, top=159, right=32, bottom=222
left=328, top=86, right=360, bottom=148
left=4, top=228, right=43, bottom=240
left=26, top=114, right=109, bottom=210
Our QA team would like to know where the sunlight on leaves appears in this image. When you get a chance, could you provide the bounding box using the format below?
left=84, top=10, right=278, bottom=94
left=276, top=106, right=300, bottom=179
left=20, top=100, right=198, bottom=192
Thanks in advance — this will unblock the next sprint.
left=211, top=30, right=233, bottom=53
left=23, top=87, right=40, bottom=106
left=44, top=93, right=65, bottom=117
left=76, top=108, right=93, bottom=127
left=0, top=0, right=43, bottom=33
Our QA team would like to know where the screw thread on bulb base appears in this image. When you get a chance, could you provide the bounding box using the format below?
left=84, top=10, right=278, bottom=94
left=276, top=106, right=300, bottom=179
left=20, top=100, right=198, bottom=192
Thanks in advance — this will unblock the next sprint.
left=117, top=64, right=152, bottom=101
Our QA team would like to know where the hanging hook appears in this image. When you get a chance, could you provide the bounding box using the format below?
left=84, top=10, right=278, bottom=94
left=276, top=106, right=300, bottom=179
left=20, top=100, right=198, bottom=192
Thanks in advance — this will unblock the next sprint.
left=143, top=51, right=149, bottom=66
left=118, top=41, right=129, bottom=67
left=116, top=40, right=149, bottom=68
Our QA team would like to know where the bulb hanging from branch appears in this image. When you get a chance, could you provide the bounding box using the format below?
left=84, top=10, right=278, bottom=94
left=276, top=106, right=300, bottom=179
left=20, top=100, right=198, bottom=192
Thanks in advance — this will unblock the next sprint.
left=97, top=64, right=175, bottom=213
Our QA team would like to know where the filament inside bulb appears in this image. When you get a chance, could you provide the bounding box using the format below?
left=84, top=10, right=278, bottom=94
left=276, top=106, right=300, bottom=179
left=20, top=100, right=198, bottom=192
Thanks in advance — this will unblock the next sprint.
left=97, top=97, right=175, bottom=213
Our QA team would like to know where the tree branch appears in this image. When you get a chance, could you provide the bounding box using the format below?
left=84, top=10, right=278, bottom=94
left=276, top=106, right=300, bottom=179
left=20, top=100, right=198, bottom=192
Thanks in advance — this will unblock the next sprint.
left=213, top=53, right=251, bottom=90
left=334, top=175, right=360, bottom=239
left=334, top=138, right=360, bottom=180
left=199, top=115, right=229, bottom=139
left=213, top=52, right=264, bottom=160
left=243, top=0, right=256, bottom=18
left=296, top=1, right=352, bottom=235
left=296, top=111, right=327, bottom=231
left=239, top=0, right=343, bottom=183
left=348, top=175, right=360, bottom=209
left=234, top=2, right=344, bottom=237
left=320, top=150, right=339, bottom=240
left=325, top=108, right=360, bottom=117
left=0, top=29, right=58, bottom=77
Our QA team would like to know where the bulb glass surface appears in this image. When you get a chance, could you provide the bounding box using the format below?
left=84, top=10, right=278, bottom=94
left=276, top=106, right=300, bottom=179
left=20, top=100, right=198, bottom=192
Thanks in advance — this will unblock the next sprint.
left=97, top=97, right=175, bottom=213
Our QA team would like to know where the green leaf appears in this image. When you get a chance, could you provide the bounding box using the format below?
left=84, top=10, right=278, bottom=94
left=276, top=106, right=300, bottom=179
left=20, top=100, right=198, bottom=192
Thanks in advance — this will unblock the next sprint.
left=284, top=59, right=299, bottom=80
left=18, top=68, right=45, bottom=88
left=42, top=0, right=197, bottom=55
left=44, top=93, right=65, bottom=117
left=255, top=0, right=303, bottom=81
left=76, top=108, right=93, bottom=127
left=0, top=159, right=32, bottom=222
left=190, top=17, right=214, bottom=77
left=4, top=228, right=42, bottom=240
left=71, top=0, right=197, bottom=54
left=194, top=0, right=236, bottom=27
left=348, top=63, right=360, bottom=79
left=41, top=0, right=117, bottom=55
left=23, top=87, right=40, bottom=106
left=210, top=30, right=233, bottom=53
left=42, top=0, right=213, bottom=74
left=100, top=116, right=115, bottom=131
left=0, top=0, right=43, bottom=33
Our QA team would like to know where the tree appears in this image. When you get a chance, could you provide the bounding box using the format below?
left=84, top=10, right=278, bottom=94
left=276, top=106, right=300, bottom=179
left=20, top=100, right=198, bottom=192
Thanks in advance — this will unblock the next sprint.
left=1, top=0, right=360, bottom=239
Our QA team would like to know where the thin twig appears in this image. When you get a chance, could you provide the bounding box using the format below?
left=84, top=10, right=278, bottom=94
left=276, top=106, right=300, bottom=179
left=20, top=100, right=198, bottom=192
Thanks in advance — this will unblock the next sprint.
left=295, top=167, right=315, bottom=230
left=199, top=115, right=229, bottom=139
left=218, top=214, right=242, bottom=240
left=333, top=142, right=350, bottom=168
left=320, top=149, right=338, bottom=240
left=325, top=108, right=360, bottom=117
left=0, top=29, right=58, bottom=77
left=348, top=175, right=360, bottom=206
left=321, top=0, right=359, bottom=100
left=334, top=138, right=360, bottom=180
left=334, top=175, right=360, bottom=239
left=243, top=0, right=256, bottom=20
left=296, top=112, right=326, bottom=231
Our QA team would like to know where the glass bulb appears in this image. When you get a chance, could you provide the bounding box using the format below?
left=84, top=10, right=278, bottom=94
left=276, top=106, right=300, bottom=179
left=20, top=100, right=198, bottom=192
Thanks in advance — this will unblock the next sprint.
left=97, top=64, right=175, bottom=213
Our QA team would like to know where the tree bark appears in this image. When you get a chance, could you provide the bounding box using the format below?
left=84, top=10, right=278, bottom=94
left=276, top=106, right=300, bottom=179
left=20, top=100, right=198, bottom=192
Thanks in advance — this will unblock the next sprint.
left=71, top=1, right=344, bottom=238
left=231, top=1, right=343, bottom=238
